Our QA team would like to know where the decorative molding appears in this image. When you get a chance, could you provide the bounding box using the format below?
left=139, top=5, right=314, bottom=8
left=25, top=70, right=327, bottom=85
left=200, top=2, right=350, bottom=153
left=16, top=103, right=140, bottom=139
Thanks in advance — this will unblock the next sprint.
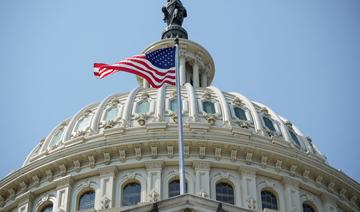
left=0, top=194, right=4, bottom=207
left=148, top=190, right=159, bottom=202
left=104, top=152, right=111, bottom=165
left=199, top=146, right=206, bottom=159
left=230, top=149, right=237, bottom=162
left=184, top=146, right=190, bottom=158
left=245, top=152, right=253, bottom=164
left=135, top=147, right=142, bottom=160
left=282, top=177, right=299, bottom=187
left=240, top=167, right=256, bottom=176
left=19, top=181, right=27, bottom=193
left=275, top=160, right=282, bottom=170
left=193, top=161, right=210, bottom=170
left=56, top=176, right=74, bottom=188
left=119, top=149, right=126, bottom=162
left=73, top=160, right=81, bottom=172
left=350, top=195, right=358, bottom=205
left=214, top=147, right=221, bottom=161
left=32, top=175, right=40, bottom=187
left=303, top=170, right=310, bottom=179
left=145, top=161, right=164, bottom=169
left=88, top=155, right=96, bottom=168
left=315, top=175, right=323, bottom=185
left=45, top=169, right=53, bottom=182
left=101, top=196, right=111, bottom=209
left=59, top=164, right=67, bottom=176
left=151, top=146, right=158, bottom=159
left=198, top=190, right=208, bottom=198
left=289, top=165, right=297, bottom=176
left=220, top=171, right=230, bottom=180
left=125, top=172, right=137, bottom=181
left=247, top=197, right=256, bottom=210
left=328, top=182, right=335, bottom=193
left=167, top=146, right=174, bottom=158
left=339, top=188, right=347, bottom=200
left=261, top=156, right=268, bottom=168
left=232, top=97, right=244, bottom=107
left=7, top=188, right=15, bottom=200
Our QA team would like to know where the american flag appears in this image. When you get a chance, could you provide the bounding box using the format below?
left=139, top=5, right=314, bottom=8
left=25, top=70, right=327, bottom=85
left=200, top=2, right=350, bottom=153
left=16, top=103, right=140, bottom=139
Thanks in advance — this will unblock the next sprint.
left=94, top=47, right=176, bottom=88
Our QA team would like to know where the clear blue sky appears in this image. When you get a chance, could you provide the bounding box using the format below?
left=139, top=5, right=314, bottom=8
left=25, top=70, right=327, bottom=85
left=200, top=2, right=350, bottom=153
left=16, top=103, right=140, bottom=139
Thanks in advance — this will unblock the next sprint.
left=0, top=0, right=359, bottom=182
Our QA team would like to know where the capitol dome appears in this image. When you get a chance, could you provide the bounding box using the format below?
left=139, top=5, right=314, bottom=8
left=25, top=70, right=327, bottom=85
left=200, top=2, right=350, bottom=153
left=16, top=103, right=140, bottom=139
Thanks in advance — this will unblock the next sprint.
left=1, top=2, right=359, bottom=212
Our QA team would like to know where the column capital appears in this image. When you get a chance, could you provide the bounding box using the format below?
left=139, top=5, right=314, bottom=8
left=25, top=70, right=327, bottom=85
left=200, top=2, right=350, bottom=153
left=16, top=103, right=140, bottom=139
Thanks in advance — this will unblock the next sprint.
left=16, top=191, right=34, bottom=205
left=145, top=161, right=164, bottom=170
left=55, top=176, right=74, bottom=189
left=321, top=192, right=338, bottom=203
left=193, top=161, right=210, bottom=170
left=239, top=166, right=257, bottom=176
left=179, top=46, right=188, bottom=57
left=98, top=166, right=118, bottom=176
left=282, top=176, right=300, bottom=187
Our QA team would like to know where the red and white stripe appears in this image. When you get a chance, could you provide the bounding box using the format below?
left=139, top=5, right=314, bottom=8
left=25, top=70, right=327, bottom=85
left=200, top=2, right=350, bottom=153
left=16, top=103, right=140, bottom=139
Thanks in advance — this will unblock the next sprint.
left=94, top=55, right=176, bottom=88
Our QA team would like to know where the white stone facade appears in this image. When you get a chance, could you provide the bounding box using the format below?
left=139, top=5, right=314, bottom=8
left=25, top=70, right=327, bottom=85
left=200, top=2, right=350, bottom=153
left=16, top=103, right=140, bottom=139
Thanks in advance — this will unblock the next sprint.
left=0, top=39, right=359, bottom=212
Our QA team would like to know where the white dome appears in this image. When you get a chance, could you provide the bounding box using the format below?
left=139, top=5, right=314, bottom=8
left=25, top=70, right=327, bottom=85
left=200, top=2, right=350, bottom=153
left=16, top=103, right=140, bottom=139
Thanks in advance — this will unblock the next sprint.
left=24, top=85, right=324, bottom=166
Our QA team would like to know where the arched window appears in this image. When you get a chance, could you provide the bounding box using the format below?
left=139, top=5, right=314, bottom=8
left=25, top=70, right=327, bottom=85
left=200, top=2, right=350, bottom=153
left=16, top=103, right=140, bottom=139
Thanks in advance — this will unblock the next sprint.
left=76, top=116, right=91, bottom=132
left=202, top=101, right=216, bottom=114
left=234, top=107, right=247, bottom=121
left=168, top=179, right=187, bottom=197
left=40, top=203, right=53, bottom=212
left=49, top=129, right=64, bottom=148
left=262, top=116, right=276, bottom=132
left=261, top=190, right=278, bottom=210
left=104, top=107, right=119, bottom=122
left=123, top=182, right=141, bottom=206
left=216, top=182, right=234, bottom=205
left=78, top=190, right=95, bottom=210
left=303, top=203, right=316, bottom=212
left=136, top=101, right=150, bottom=114
left=289, top=130, right=301, bottom=147
left=170, top=99, right=178, bottom=112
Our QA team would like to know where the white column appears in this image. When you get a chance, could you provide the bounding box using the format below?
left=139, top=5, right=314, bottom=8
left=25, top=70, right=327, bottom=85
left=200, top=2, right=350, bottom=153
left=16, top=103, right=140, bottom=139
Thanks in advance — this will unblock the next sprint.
left=322, top=193, right=338, bottom=212
left=192, top=62, right=200, bottom=88
left=98, top=167, right=117, bottom=209
left=282, top=177, right=301, bottom=212
left=240, top=167, right=258, bottom=211
left=201, top=71, right=208, bottom=87
left=193, top=161, right=210, bottom=198
left=145, top=161, right=163, bottom=202
left=17, top=192, right=33, bottom=212
left=54, top=176, right=73, bottom=212
left=143, top=79, right=149, bottom=88
left=180, top=56, right=186, bottom=85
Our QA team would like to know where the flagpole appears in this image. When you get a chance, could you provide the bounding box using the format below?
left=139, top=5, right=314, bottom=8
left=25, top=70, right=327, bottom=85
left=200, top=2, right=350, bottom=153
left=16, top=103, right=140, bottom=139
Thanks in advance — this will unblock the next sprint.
left=174, top=38, right=186, bottom=195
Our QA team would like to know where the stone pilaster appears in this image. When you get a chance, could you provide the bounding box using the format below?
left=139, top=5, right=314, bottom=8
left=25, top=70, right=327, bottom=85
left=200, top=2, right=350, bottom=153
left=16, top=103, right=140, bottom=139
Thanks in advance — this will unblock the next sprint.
left=193, top=161, right=210, bottom=198
left=54, top=176, right=73, bottom=212
left=239, top=167, right=258, bottom=211
left=98, top=167, right=117, bottom=210
left=17, top=192, right=34, bottom=212
left=322, top=193, right=338, bottom=212
left=145, top=161, right=163, bottom=202
left=282, top=177, right=301, bottom=212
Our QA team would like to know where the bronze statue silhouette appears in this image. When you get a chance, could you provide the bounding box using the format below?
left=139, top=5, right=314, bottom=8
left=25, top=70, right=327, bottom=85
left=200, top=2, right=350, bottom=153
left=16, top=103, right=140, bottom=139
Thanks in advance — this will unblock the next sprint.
left=162, top=0, right=187, bottom=26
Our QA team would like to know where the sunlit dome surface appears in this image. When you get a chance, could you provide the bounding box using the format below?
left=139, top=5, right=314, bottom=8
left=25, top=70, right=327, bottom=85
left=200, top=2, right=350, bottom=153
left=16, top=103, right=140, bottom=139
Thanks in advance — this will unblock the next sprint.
left=24, top=85, right=325, bottom=166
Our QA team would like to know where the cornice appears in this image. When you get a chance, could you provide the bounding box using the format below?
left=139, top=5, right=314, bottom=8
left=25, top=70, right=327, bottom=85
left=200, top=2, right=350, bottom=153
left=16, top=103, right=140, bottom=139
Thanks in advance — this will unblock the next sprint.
left=1, top=126, right=359, bottom=210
